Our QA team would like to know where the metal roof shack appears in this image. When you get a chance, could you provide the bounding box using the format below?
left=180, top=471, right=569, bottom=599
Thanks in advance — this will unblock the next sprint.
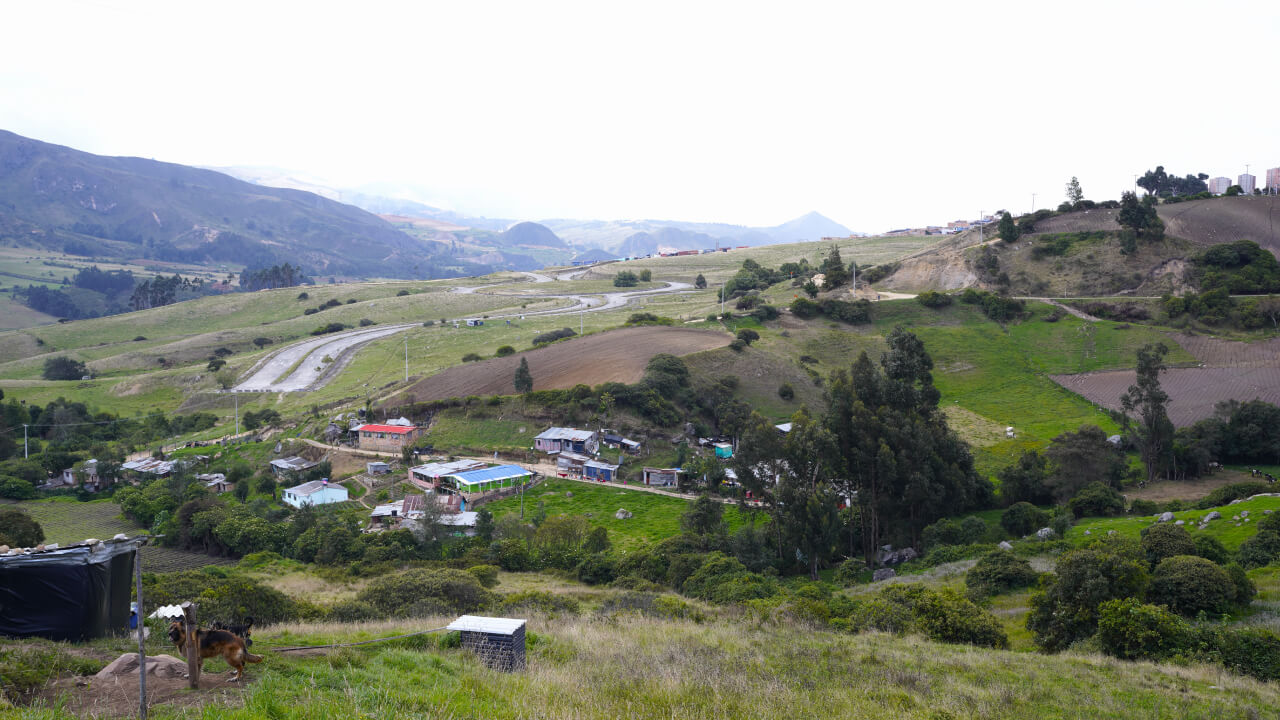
left=409, top=459, right=488, bottom=490
left=355, top=424, right=418, bottom=435
left=445, top=464, right=532, bottom=494
left=121, top=458, right=174, bottom=476
left=447, top=615, right=527, bottom=671
left=270, top=456, right=319, bottom=475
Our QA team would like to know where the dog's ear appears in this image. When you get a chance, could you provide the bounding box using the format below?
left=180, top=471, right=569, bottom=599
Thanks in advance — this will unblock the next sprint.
left=244, top=617, right=254, bottom=628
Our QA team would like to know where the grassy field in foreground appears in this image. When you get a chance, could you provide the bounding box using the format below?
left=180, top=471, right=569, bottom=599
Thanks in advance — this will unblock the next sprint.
left=10, top=613, right=1280, bottom=719
left=485, top=478, right=749, bottom=552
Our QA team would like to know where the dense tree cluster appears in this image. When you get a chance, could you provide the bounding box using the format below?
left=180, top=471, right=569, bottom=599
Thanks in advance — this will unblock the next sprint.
left=1136, top=166, right=1209, bottom=198
left=238, top=263, right=309, bottom=291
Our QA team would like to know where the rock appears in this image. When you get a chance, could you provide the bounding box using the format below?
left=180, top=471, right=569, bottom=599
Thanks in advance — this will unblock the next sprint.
left=614, top=508, right=632, bottom=520
left=876, top=546, right=918, bottom=565
left=1236, top=523, right=1242, bottom=527
left=1174, top=520, right=1184, bottom=526
left=1158, top=512, right=1175, bottom=523
left=998, top=541, right=1014, bottom=550
left=95, top=654, right=188, bottom=679
left=1036, top=527, right=1055, bottom=540
left=1108, top=530, right=1117, bottom=536
left=872, top=568, right=896, bottom=582
left=1265, top=510, right=1274, bottom=515
left=1205, top=511, right=1221, bottom=522
left=1241, top=510, right=1249, bottom=518
left=565, top=491, right=573, bottom=498
left=1232, top=515, right=1240, bottom=521
left=1083, top=530, right=1091, bottom=535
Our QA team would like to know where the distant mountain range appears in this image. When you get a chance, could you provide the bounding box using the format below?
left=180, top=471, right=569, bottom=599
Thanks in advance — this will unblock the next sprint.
left=212, top=165, right=859, bottom=254
left=0, top=130, right=458, bottom=278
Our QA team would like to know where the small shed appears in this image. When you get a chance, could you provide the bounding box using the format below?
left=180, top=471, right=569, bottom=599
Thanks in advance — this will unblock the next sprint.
left=367, top=461, right=391, bottom=475
left=713, top=442, right=734, bottom=459
left=447, top=615, right=527, bottom=671
left=583, top=460, right=620, bottom=482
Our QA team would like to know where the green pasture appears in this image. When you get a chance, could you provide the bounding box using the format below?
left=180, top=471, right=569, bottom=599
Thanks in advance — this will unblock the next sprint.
left=1069, top=495, right=1280, bottom=551
left=485, top=478, right=749, bottom=552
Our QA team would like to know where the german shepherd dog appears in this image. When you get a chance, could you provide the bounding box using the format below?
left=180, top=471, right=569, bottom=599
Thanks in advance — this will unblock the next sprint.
left=167, top=621, right=263, bottom=680
left=211, top=617, right=254, bottom=646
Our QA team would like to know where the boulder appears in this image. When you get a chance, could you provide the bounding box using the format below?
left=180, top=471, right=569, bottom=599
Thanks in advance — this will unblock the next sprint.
left=1241, top=510, right=1249, bottom=518
left=1205, top=511, right=1221, bottom=522
left=565, top=491, right=574, bottom=498
left=1083, top=530, right=1091, bottom=535
left=614, top=508, right=632, bottom=520
left=1036, top=527, right=1055, bottom=540
left=1158, top=512, right=1175, bottom=523
left=1107, top=530, right=1118, bottom=536
left=872, top=568, right=896, bottom=582
left=95, top=654, right=189, bottom=679
left=998, top=541, right=1014, bottom=550
left=1174, top=520, right=1184, bottom=526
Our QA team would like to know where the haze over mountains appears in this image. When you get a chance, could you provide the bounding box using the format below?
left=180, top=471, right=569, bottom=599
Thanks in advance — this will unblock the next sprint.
left=0, top=130, right=856, bottom=281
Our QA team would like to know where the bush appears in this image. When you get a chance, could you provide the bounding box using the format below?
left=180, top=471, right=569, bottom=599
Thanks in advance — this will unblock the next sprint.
left=847, top=596, right=914, bottom=634
left=1205, top=626, right=1280, bottom=681
left=1096, top=598, right=1194, bottom=661
left=1129, top=499, right=1159, bottom=516
left=488, top=538, right=534, bottom=571
left=532, top=328, right=576, bottom=345
left=613, top=270, right=639, bottom=287
left=1148, top=555, right=1233, bottom=617
left=297, top=291, right=309, bottom=299
left=1140, top=523, right=1196, bottom=568
left=1192, top=534, right=1229, bottom=565
left=921, top=516, right=989, bottom=549
left=358, top=318, right=374, bottom=326
left=728, top=339, right=746, bottom=352
left=834, top=558, right=865, bottom=586
left=751, top=304, right=779, bottom=322
left=916, top=291, right=953, bottom=308
left=253, top=337, right=273, bottom=347
left=879, top=585, right=1007, bottom=648
left=310, top=322, right=346, bottom=336
left=777, top=383, right=795, bottom=401
left=396, top=289, right=410, bottom=296
left=789, top=297, right=820, bottom=318
left=1068, top=482, right=1125, bottom=518
left=626, top=313, right=675, bottom=326
left=1000, top=502, right=1048, bottom=537
left=735, top=328, right=759, bottom=345
left=0, top=475, right=36, bottom=500
left=356, top=568, right=493, bottom=617
left=1027, top=541, right=1149, bottom=651
left=500, top=590, right=580, bottom=616
left=1225, top=562, right=1256, bottom=606
left=495, top=345, right=516, bottom=357
left=465, top=564, right=500, bottom=588
left=1238, top=526, right=1280, bottom=568
left=461, top=353, right=483, bottom=362
left=42, top=356, right=87, bottom=380
left=143, top=570, right=298, bottom=625
left=1195, top=482, right=1271, bottom=509
left=576, top=553, right=617, bottom=585
left=0, top=509, right=44, bottom=547
left=965, top=550, right=1038, bottom=597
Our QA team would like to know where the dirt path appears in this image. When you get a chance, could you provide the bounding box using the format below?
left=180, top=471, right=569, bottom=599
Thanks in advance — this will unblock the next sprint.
left=1123, top=469, right=1265, bottom=502
left=1016, top=298, right=1103, bottom=321
left=231, top=324, right=415, bottom=392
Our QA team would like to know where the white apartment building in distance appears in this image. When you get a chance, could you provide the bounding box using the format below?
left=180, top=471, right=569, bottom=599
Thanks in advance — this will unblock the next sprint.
left=1238, top=173, right=1257, bottom=194
left=1209, top=176, right=1232, bottom=195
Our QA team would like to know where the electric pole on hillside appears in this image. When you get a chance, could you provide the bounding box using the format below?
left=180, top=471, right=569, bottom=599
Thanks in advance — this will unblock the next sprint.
left=404, top=335, right=409, bottom=382
left=977, top=211, right=983, bottom=244
left=233, top=393, right=239, bottom=436
left=23, top=424, right=28, bottom=458
left=1031, top=193, right=1037, bottom=213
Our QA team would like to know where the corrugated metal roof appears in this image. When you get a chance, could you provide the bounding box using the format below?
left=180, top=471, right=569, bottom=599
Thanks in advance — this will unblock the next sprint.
left=447, top=615, right=526, bottom=635
left=356, top=424, right=417, bottom=434
left=286, top=480, right=343, bottom=496
left=449, top=464, right=532, bottom=486
left=584, top=460, right=619, bottom=471
left=411, top=459, right=487, bottom=478
left=534, top=427, right=595, bottom=441
left=438, top=511, right=478, bottom=526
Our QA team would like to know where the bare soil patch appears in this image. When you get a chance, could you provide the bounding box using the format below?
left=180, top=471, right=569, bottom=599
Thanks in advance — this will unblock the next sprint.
left=32, top=669, right=248, bottom=718
left=405, top=327, right=730, bottom=402
left=1052, top=366, right=1280, bottom=427
left=1171, top=332, right=1280, bottom=368
left=1123, top=468, right=1258, bottom=502
left=1158, top=195, right=1280, bottom=254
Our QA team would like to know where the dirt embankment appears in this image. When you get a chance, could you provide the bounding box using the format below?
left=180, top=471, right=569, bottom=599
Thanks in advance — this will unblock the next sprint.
left=878, top=229, right=985, bottom=292
left=404, top=326, right=731, bottom=402
left=1158, top=196, right=1280, bottom=254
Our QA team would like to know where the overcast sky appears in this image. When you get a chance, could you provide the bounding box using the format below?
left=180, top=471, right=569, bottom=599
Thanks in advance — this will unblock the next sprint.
left=3, top=0, right=1278, bottom=232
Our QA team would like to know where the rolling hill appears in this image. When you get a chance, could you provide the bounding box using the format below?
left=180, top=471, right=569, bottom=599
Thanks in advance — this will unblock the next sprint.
left=0, top=130, right=450, bottom=278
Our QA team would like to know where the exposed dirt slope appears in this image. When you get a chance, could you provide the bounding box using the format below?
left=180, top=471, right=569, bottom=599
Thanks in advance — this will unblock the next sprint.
left=404, top=326, right=731, bottom=402
left=1157, top=195, right=1280, bottom=253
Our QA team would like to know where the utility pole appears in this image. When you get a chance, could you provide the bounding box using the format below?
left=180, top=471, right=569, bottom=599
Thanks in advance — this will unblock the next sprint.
left=977, top=211, right=983, bottom=244
left=720, top=283, right=725, bottom=317
left=404, top=335, right=408, bottom=382
left=234, top=393, right=239, bottom=436
left=1031, top=194, right=1037, bottom=213
left=23, top=424, right=28, bottom=458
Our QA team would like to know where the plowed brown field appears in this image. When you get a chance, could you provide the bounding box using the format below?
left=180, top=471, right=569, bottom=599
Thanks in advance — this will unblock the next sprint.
left=405, top=326, right=731, bottom=402
left=1052, top=367, right=1280, bottom=427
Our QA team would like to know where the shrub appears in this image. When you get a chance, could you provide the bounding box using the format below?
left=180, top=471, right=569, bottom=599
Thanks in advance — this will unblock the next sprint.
left=965, top=550, right=1038, bottom=597
left=1204, top=626, right=1280, bottom=681
left=1096, top=598, right=1193, bottom=661
left=1148, top=555, right=1233, bottom=617
left=358, top=318, right=374, bottom=326
left=912, top=588, right=1008, bottom=648
left=1238, top=525, right=1280, bottom=568
left=1068, top=482, right=1125, bottom=518
left=922, top=516, right=989, bottom=549
left=1140, top=523, right=1196, bottom=568
left=532, top=328, right=576, bottom=345
left=736, top=328, right=759, bottom=345
left=1129, top=499, right=1159, bottom=516
left=1225, top=562, right=1256, bottom=606
left=461, top=353, right=483, bottom=362
left=0, top=508, right=44, bottom=547
left=916, top=291, right=953, bottom=308
left=777, top=383, right=795, bottom=401
left=789, top=297, right=820, bottom=318
left=819, top=298, right=872, bottom=324
left=396, top=289, right=410, bottom=296
left=1192, top=534, right=1229, bottom=565
left=310, top=322, right=346, bottom=336
left=638, top=269, right=652, bottom=282
left=488, top=538, right=534, bottom=571
left=576, top=554, right=617, bottom=585
left=751, top=304, right=779, bottom=321
left=626, top=312, right=675, bottom=326
left=356, top=568, right=493, bottom=617
left=500, top=590, right=580, bottom=616
left=613, top=270, right=639, bottom=287
left=1027, top=541, right=1149, bottom=651
left=1195, top=482, right=1271, bottom=509
left=42, top=356, right=87, bottom=380
left=681, top=552, right=778, bottom=603
left=834, top=558, right=864, bottom=586
left=253, top=337, right=273, bottom=347
left=143, top=571, right=297, bottom=625
left=133, top=335, right=146, bottom=341
left=1001, top=502, right=1048, bottom=537
left=847, top=596, right=914, bottom=634
left=728, top=339, right=746, bottom=352
left=0, top=476, right=36, bottom=500
left=495, top=345, right=516, bottom=357
left=465, top=564, right=500, bottom=588
left=327, top=600, right=378, bottom=622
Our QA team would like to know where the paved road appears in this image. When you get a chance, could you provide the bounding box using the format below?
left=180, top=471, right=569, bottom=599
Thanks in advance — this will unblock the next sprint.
left=231, top=324, right=415, bottom=392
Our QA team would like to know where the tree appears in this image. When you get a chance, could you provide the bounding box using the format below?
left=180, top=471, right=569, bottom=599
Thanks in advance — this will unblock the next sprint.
left=613, top=271, right=639, bottom=287
left=1027, top=539, right=1149, bottom=651
left=819, top=247, right=850, bottom=287
left=998, top=450, right=1052, bottom=506
left=513, top=357, right=533, bottom=394
left=43, top=356, right=88, bottom=381
left=639, top=269, right=652, bottom=282
left=1121, top=343, right=1174, bottom=485
left=694, top=274, right=707, bottom=289
left=1044, top=425, right=1126, bottom=502
left=681, top=493, right=727, bottom=539
left=1065, top=176, right=1084, bottom=205
left=1118, top=191, right=1163, bottom=240
left=998, top=212, right=1020, bottom=243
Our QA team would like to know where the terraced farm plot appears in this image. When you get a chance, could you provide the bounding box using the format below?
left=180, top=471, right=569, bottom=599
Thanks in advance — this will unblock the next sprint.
left=1052, top=366, right=1280, bottom=427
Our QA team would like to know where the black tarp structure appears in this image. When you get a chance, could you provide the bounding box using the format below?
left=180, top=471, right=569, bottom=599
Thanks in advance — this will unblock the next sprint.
left=0, top=538, right=142, bottom=641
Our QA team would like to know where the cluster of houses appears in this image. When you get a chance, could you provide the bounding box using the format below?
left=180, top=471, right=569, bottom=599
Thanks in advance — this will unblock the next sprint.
left=532, top=426, right=692, bottom=488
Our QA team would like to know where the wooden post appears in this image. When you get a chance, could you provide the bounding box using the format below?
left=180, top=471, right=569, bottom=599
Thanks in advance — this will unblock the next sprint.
left=181, top=601, right=199, bottom=688
left=134, top=547, right=147, bottom=720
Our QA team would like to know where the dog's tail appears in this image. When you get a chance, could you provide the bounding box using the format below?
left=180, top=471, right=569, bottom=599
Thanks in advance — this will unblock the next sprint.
left=245, top=651, right=264, bottom=664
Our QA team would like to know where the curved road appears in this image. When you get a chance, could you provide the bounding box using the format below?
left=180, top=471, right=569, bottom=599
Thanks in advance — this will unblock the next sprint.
left=232, top=272, right=694, bottom=393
